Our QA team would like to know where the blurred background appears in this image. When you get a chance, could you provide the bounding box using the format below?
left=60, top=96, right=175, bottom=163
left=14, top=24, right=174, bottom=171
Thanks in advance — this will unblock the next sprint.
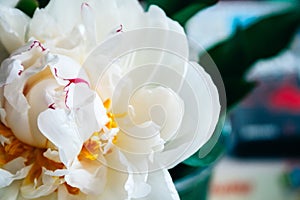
left=184, top=0, right=300, bottom=199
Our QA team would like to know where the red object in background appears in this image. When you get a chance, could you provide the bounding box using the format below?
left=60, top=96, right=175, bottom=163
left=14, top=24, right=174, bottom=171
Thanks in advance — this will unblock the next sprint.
left=229, top=75, right=300, bottom=158
left=270, top=81, right=300, bottom=113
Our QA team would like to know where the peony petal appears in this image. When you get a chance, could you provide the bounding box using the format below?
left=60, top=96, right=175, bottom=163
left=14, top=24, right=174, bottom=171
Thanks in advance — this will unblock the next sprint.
left=90, top=168, right=128, bottom=200
left=4, top=50, right=51, bottom=147
left=43, top=148, right=61, bottom=163
left=125, top=173, right=151, bottom=199
left=81, top=2, right=96, bottom=51
left=0, top=180, right=21, bottom=200
left=38, top=0, right=84, bottom=35
left=157, top=61, right=221, bottom=168
left=48, top=54, right=87, bottom=86
left=64, top=158, right=107, bottom=195
left=0, top=0, right=19, bottom=7
left=26, top=79, right=59, bottom=147
left=20, top=168, right=61, bottom=199
left=65, top=83, right=108, bottom=141
left=0, top=134, right=10, bottom=146
left=127, top=85, right=184, bottom=141
left=117, top=152, right=152, bottom=198
left=0, top=40, right=9, bottom=64
left=28, top=9, right=62, bottom=42
left=3, top=157, right=27, bottom=174
left=37, top=108, right=83, bottom=167
left=175, top=62, right=220, bottom=160
left=0, top=6, right=29, bottom=53
left=0, top=59, right=24, bottom=87
left=139, top=169, right=180, bottom=200
left=0, top=165, right=32, bottom=188
left=91, top=0, right=143, bottom=42
left=83, top=28, right=189, bottom=98
left=44, top=169, right=68, bottom=177
left=29, top=12, right=86, bottom=63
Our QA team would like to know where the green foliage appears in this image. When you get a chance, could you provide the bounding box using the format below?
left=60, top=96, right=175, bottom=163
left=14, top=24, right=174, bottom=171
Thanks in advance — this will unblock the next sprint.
left=16, top=0, right=38, bottom=17
left=15, top=0, right=50, bottom=17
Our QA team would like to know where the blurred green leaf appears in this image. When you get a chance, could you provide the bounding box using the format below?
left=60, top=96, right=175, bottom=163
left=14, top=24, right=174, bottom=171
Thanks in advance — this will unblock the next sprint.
left=200, top=7, right=300, bottom=107
left=145, top=0, right=217, bottom=23
left=16, top=0, right=39, bottom=17
left=37, top=0, right=50, bottom=8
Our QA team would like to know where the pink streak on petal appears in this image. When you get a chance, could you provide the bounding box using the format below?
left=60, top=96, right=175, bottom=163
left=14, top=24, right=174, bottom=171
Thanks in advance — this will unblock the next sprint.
left=53, top=68, right=90, bottom=110
left=81, top=2, right=90, bottom=9
left=48, top=103, right=56, bottom=110
left=29, top=40, right=47, bottom=51
left=54, top=68, right=58, bottom=77
left=65, top=89, right=70, bottom=109
left=116, top=24, right=123, bottom=33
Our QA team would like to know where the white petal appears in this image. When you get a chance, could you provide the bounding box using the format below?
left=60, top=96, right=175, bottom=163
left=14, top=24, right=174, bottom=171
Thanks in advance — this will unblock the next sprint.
left=125, top=173, right=151, bottom=199
left=43, top=148, right=61, bottom=163
left=28, top=9, right=63, bottom=41
left=0, top=59, right=23, bottom=87
left=44, top=169, right=68, bottom=177
left=20, top=168, right=60, bottom=199
left=4, top=63, right=49, bottom=147
left=81, top=2, right=96, bottom=50
left=139, top=169, right=180, bottom=200
left=65, top=83, right=108, bottom=141
left=3, top=44, right=53, bottom=147
left=158, top=61, right=221, bottom=168
left=38, top=0, right=84, bottom=35
left=26, top=78, right=59, bottom=147
left=28, top=9, right=86, bottom=63
left=37, top=108, right=83, bottom=166
left=89, top=168, right=128, bottom=200
left=112, top=149, right=151, bottom=198
left=127, top=85, right=184, bottom=141
left=48, top=54, right=87, bottom=86
left=0, top=165, right=32, bottom=188
left=3, top=157, right=26, bottom=174
left=0, top=0, right=19, bottom=7
left=0, top=180, right=21, bottom=200
left=0, top=40, right=9, bottom=64
left=0, top=134, right=10, bottom=146
left=0, top=6, right=29, bottom=53
left=84, top=28, right=188, bottom=97
left=64, top=159, right=107, bottom=195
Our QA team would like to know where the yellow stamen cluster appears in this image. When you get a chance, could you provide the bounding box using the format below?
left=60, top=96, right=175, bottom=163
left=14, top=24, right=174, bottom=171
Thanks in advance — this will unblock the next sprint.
left=78, top=139, right=100, bottom=161
left=103, top=99, right=118, bottom=129
left=0, top=123, right=33, bottom=166
left=78, top=99, right=120, bottom=160
left=0, top=123, right=65, bottom=187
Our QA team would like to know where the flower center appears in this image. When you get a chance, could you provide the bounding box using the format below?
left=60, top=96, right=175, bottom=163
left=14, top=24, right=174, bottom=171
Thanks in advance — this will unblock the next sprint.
left=79, top=99, right=120, bottom=159
left=0, top=98, right=120, bottom=195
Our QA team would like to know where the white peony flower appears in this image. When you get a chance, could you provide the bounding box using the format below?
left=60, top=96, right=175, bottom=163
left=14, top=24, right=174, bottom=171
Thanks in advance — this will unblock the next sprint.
left=0, top=0, right=221, bottom=199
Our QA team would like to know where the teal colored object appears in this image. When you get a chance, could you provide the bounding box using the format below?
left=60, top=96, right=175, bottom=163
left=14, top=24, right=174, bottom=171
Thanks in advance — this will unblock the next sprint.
left=175, top=167, right=212, bottom=200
